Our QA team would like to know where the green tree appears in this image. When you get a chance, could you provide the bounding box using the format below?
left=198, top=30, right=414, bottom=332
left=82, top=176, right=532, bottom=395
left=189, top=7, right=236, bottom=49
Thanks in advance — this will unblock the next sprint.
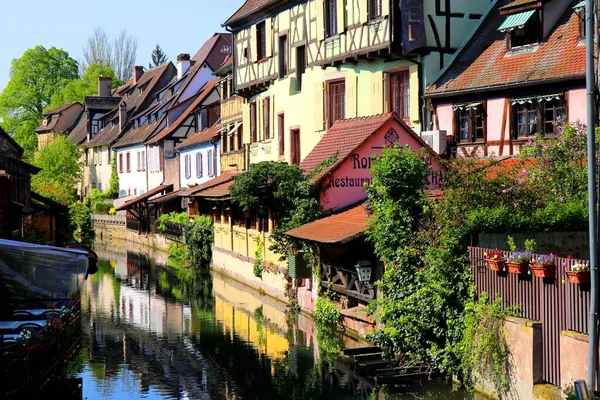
left=149, top=44, right=168, bottom=68
left=31, top=135, right=82, bottom=205
left=47, top=63, right=118, bottom=110
left=0, top=46, right=78, bottom=157
left=107, top=153, right=120, bottom=198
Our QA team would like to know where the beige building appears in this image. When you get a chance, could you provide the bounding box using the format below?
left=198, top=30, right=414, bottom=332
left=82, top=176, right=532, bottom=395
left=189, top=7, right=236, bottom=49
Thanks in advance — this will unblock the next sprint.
left=35, top=102, right=84, bottom=149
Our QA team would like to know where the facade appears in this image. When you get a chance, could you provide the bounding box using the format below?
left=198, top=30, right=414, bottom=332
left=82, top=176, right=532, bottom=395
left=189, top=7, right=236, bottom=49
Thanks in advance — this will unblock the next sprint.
left=425, top=0, right=586, bottom=158
left=177, top=124, right=221, bottom=189
left=35, top=102, right=84, bottom=150
left=223, top=0, right=490, bottom=166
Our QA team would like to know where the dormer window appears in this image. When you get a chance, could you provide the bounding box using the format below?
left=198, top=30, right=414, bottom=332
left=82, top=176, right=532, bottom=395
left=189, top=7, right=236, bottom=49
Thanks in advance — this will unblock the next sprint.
left=42, top=117, right=49, bottom=126
left=498, top=9, right=541, bottom=50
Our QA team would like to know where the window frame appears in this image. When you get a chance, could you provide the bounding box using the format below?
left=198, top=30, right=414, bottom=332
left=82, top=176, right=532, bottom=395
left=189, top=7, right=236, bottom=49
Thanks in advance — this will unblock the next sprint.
left=119, top=153, right=123, bottom=173
left=454, top=105, right=486, bottom=144
left=325, top=0, right=338, bottom=38
left=326, top=79, right=345, bottom=129
left=257, top=21, right=266, bottom=61
left=369, top=0, right=382, bottom=20
left=264, top=97, right=271, bottom=140
left=511, top=97, right=565, bottom=140
left=278, top=113, right=285, bottom=157
left=250, top=101, right=258, bottom=143
left=296, top=45, right=306, bottom=92
left=185, top=154, right=192, bottom=179
left=196, top=152, right=203, bottom=178
left=126, top=152, right=131, bottom=173
left=279, top=35, right=288, bottom=79
left=388, top=70, right=410, bottom=120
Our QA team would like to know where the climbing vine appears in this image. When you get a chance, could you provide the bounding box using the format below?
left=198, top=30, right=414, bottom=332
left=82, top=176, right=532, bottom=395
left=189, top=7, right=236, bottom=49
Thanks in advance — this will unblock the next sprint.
left=253, top=237, right=264, bottom=278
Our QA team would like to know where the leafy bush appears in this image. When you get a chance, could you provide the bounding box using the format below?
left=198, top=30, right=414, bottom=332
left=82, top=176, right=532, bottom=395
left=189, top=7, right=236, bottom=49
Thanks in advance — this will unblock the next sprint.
left=93, top=202, right=112, bottom=214
left=168, top=242, right=187, bottom=266
left=253, top=238, right=264, bottom=278
left=68, top=201, right=93, bottom=241
left=314, top=297, right=341, bottom=325
left=184, top=216, right=213, bottom=269
left=157, top=212, right=189, bottom=231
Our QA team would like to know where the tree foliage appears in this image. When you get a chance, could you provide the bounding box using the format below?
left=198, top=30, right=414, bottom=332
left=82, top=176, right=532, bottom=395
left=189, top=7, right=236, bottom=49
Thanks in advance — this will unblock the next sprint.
left=81, top=27, right=138, bottom=82
left=149, top=44, right=168, bottom=68
left=31, top=135, right=82, bottom=205
left=107, top=153, right=120, bottom=198
left=0, top=46, right=78, bottom=157
left=48, top=63, right=119, bottom=110
left=185, top=216, right=214, bottom=269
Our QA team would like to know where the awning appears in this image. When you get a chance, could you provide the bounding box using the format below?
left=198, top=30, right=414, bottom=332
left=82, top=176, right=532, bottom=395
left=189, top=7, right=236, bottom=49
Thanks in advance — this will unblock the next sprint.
left=498, top=10, right=535, bottom=32
left=115, top=183, right=173, bottom=211
left=193, top=180, right=235, bottom=199
left=148, top=190, right=183, bottom=204
left=452, top=102, right=482, bottom=111
left=226, top=121, right=242, bottom=136
left=180, top=171, right=242, bottom=197
left=285, top=203, right=370, bottom=244
left=573, top=1, right=585, bottom=11
left=510, top=96, right=534, bottom=105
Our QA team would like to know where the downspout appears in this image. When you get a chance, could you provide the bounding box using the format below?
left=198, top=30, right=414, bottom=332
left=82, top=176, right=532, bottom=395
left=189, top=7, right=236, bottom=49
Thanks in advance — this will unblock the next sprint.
left=587, top=0, right=598, bottom=392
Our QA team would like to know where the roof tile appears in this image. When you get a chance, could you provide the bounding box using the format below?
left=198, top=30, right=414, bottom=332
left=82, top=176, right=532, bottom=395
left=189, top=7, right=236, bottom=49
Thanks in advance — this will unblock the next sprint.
left=176, top=124, right=221, bottom=150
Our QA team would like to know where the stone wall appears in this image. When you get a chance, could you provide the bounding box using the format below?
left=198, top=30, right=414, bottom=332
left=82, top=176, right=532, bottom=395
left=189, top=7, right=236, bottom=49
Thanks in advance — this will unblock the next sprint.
left=93, top=217, right=172, bottom=254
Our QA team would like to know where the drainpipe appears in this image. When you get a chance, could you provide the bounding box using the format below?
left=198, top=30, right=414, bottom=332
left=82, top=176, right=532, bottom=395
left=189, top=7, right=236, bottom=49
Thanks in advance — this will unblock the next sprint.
left=586, top=0, right=598, bottom=392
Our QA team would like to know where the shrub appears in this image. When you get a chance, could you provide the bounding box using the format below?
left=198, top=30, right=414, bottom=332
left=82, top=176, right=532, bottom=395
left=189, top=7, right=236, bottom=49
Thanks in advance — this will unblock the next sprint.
left=184, top=216, right=213, bottom=269
left=314, top=297, right=341, bottom=325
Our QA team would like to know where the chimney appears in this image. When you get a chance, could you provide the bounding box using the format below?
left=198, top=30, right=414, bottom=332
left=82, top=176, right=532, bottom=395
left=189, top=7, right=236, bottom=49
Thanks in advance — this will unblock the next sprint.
left=98, top=77, right=112, bottom=97
left=133, top=66, right=144, bottom=84
left=119, top=102, right=127, bottom=132
left=176, top=53, right=191, bottom=80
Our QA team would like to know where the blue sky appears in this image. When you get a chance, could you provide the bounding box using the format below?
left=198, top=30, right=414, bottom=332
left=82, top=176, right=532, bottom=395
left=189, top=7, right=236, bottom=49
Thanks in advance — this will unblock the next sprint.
left=0, top=0, right=243, bottom=91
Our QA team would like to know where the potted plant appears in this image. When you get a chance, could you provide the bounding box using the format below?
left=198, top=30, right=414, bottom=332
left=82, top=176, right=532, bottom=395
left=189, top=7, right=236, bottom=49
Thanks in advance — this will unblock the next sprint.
left=566, top=262, right=590, bottom=284
left=530, top=254, right=556, bottom=278
left=506, top=251, right=531, bottom=274
left=485, top=250, right=506, bottom=271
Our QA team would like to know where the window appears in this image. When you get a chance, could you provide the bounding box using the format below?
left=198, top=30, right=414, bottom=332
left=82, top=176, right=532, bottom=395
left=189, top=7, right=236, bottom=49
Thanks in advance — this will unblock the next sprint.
left=196, top=152, right=203, bottom=178
left=513, top=97, right=565, bottom=139
left=208, top=150, right=214, bottom=177
left=237, top=124, right=243, bottom=150
left=296, top=46, right=306, bottom=92
left=408, top=6, right=420, bottom=40
left=222, top=78, right=229, bottom=100
left=290, top=129, right=301, bottom=166
left=454, top=105, right=485, bottom=144
left=506, top=11, right=540, bottom=49
left=126, top=152, right=131, bottom=173
left=264, top=97, right=271, bottom=140
left=185, top=154, right=191, bottom=179
left=279, top=35, right=288, bottom=79
left=251, top=101, right=257, bottom=143
left=577, top=6, right=586, bottom=39
left=369, top=0, right=382, bottom=20
left=389, top=71, right=410, bottom=119
left=229, top=127, right=235, bottom=152
left=198, top=109, right=208, bottom=131
left=119, top=153, right=123, bottom=173
left=325, top=0, right=337, bottom=38
left=136, top=151, right=145, bottom=171
left=257, top=21, right=266, bottom=60
left=278, top=114, right=285, bottom=156
left=149, top=146, right=161, bottom=172
left=327, top=80, right=345, bottom=128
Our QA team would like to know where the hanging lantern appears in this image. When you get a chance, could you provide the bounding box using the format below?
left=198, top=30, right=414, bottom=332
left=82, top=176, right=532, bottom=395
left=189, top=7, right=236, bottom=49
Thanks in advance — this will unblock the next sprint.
left=288, top=241, right=299, bottom=256
left=211, top=206, right=219, bottom=217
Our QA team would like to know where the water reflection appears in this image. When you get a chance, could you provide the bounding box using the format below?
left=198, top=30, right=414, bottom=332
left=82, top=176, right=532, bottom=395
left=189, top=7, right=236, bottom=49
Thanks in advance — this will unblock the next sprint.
left=70, top=241, right=479, bottom=399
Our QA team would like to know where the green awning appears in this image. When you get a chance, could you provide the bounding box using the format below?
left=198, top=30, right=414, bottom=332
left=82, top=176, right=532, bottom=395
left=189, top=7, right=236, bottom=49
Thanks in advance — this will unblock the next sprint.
left=498, top=10, right=535, bottom=32
left=573, top=1, right=585, bottom=11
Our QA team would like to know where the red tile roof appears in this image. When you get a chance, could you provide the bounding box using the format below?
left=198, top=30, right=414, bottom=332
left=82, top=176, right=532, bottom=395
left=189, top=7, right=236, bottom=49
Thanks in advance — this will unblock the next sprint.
left=176, top=124, right=221, bottom=150
left=146, top=78, right=220, bottom=144
left=426, top=1, right=585, bottom=96
left=285, top=203, right=370, bottom=244
left=300, top=113, right=401, bottom=183
left=224, top=0, right=276, bottom=27
left=181, top=171, right=242, bottom=197
left=194, top=180, right=235, bottom=199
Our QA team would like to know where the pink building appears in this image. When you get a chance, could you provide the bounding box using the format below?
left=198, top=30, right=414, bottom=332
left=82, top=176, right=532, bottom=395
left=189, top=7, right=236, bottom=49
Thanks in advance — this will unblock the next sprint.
left=425, top=0, right=586, bottom=158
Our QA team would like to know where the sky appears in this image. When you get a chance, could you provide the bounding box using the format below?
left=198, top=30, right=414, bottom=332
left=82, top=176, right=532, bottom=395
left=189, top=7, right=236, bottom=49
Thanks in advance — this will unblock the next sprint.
left=0, top=0, right=243, bottom=91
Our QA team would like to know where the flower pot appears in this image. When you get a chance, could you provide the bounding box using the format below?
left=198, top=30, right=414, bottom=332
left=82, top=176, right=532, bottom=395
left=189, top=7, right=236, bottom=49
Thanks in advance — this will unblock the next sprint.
left=506, top=261, right=529, bottom=275
left=566, top=270, right=590, bottom=284
left=530, top=262, right=555, bottom=278
left=486, top=258, right=506, bottom=271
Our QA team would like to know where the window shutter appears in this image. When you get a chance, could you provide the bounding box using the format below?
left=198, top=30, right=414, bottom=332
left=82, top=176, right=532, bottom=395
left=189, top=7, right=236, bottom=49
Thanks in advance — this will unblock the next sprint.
left=345, top=75, right=357, bottom=118
left=360, top=0, right=368, bottom=23
left=482, top=100, right=488, bottom=143
left=159, top=146, right=164, bottom=171
left=453, top=108, right=459, bottom=142
left=251, top=25, right=258, bottom=62
left=370, top=72, right=383, bottom=114
left=382, top=0, right=389, bottom=17
left=314, top=81, right=325, bottom=131
left=408, top=64, right=418, bottom=124
left=337, top=0, right=346, bottom=34
left=199, top=153, right=203, bottom=177
left=346, top=0, right=355, bottom=25
left=316, top=0, right=325, bottom=41
left=383, top=72, right=391, bottom=113
left=266, top=19, right=273, bottom=58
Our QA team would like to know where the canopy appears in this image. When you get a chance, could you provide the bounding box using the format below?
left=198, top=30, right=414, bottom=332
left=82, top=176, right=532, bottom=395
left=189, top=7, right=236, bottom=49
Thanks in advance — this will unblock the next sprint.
left=116, top=183, right=173, bottom=211
left=498, top=10, right=535, bottom=32
left=0, top=238, right=91, bottom=299
left=573, top=1, right=585, bottom=11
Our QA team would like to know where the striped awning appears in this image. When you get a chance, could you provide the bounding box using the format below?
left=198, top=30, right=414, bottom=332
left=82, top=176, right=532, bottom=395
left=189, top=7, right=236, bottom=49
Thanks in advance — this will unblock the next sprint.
left=498, top=10, right=535, bottom=32
left=573, top=1, right=585, bottom=11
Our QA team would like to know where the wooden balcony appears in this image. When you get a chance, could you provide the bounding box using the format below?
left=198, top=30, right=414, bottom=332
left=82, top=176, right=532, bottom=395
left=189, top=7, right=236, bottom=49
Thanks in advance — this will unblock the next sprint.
left=321, top=263, right=375, bottom=303
left=220, top=97, right=243, bottom=126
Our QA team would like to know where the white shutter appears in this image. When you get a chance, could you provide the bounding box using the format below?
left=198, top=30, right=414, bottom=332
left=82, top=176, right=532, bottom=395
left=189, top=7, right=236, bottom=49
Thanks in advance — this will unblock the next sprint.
left=382, top=0, right=389, bottom=17
left=314, top=81, right=325, bottom=131
left=316, top=0, right=325, bottom=41
left=371, top=71, right=384, bottom=114
left=250, top=25, right=258, bottom=62
left=266, top=18, right=273, bottom=58
left=359, top=0, right=368, bottom=23
left=337, top=0, right=346, bottom=34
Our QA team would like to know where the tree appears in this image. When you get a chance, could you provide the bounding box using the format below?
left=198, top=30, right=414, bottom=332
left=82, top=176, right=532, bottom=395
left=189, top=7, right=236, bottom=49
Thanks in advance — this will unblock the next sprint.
left=48, top=63, right=118, bottom=111
left=31, top=135, right=83, bottom=205
left=107, top=153, right=119, bottom=198
left=81, top=27, right=138, bottom=82
left=0, top=46, right=78, bottom=157
left=149, top=44, right=168, bottom=69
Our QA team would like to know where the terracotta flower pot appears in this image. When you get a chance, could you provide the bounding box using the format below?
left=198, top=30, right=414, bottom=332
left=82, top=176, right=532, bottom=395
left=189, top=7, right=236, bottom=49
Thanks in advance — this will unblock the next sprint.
left=566, top=270, right=590, bottom=284
left=487, top=258, right=506, bottom=271
left=530, top=262, right=555, bottom=278
left=506, top=261, right=529, bottom=275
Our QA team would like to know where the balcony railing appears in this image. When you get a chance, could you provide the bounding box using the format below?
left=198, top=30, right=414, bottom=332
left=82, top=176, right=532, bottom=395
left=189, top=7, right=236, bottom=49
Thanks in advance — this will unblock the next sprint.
left=321, top=263, right=375, bottom=303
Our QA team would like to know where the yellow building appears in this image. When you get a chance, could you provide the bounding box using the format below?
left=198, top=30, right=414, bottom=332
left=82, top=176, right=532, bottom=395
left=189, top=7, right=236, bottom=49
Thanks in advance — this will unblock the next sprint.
left=223, top=0, right=491, bottom=165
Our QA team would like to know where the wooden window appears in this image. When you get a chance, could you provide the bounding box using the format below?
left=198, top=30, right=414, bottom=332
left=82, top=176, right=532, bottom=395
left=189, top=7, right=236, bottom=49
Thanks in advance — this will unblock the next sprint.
left=516, top=103, right=539, bottom=138
left=290, top=129, right=300, bottom=165
left=196, top=152, right=203, bottom=178
left=455, top=105, right=485, bottom=144
left=543, top=99, right=565, bottom=135
left=279, top=35, right=288, bottom=79
left=327, top=80, right=345, bottom=128
left=509, top=12, right=540, bottom=49
left=513, top=98, right=564, bottom=139
left=119, top=153, right=123, bottom=173
left=278, top=114, right=285, bottom=156
left=408, top=6, right=420, bottom=40
left=325, top=0, right=337, bottom=38
left=296, top=46, right=306, bottom=92
left=257, top=21, right=266, bottom=60
left=237, top=125, right=243, bottom=150
left=389, top=71, right=410, bottom=120
left=264, top=97, right=271, bottom=140
left=369, top=0, right=382, bottom=20
left=126, top=152, right=131, bottom=173
left=250, top=101, right=257, bottom=143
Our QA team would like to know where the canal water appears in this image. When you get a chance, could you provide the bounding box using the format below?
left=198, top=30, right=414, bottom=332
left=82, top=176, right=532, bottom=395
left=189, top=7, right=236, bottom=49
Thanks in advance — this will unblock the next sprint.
left=66, top=241, right=483, bottom=399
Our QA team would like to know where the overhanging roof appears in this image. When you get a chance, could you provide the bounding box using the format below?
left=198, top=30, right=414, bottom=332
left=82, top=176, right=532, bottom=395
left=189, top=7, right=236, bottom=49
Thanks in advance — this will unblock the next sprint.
left=148, top=190, right=184, bottom=204
left=115, top=184, right=173, bottom=211
left=193, top=180, right=235, bottom=199
left=285, top=203, right=370, bottom=244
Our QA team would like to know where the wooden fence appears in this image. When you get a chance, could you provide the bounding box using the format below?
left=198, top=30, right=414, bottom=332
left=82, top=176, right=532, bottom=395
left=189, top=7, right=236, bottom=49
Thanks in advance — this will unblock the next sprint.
left=469, top=246, right=591, bottom=387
